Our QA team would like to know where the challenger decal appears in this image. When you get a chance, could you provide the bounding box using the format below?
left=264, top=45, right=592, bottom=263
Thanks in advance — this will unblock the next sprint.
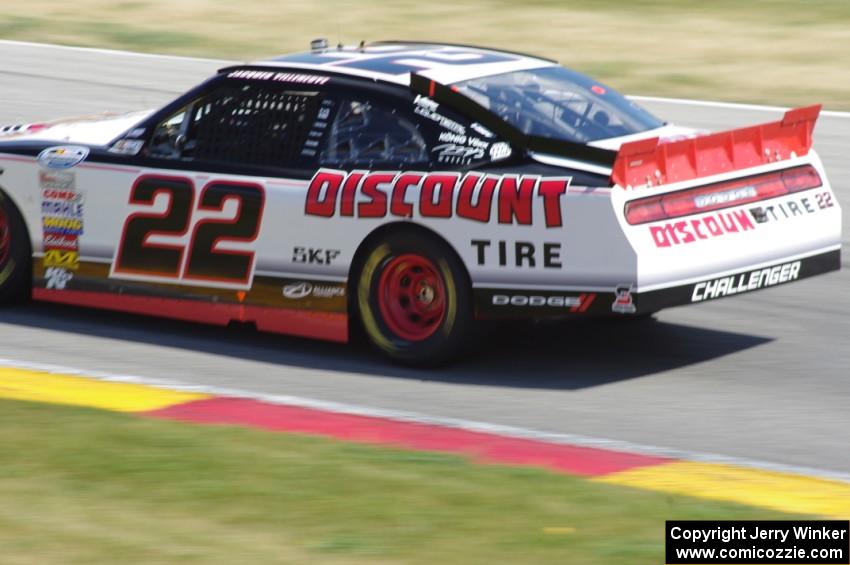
left=692, top=261, right=801, bottom=302
left=305, top=169, right=571, bottom=228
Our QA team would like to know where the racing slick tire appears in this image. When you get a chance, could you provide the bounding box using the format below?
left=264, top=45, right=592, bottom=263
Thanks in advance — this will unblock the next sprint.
left=355, top=230, right=472, bottom=366
left=0, top=191, right=31, bottom=304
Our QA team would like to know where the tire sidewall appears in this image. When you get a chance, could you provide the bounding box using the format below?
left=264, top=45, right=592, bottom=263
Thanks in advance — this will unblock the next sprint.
left=356, top=232, right=471, bottom=365
left=0, top=191, right=31, bottom=303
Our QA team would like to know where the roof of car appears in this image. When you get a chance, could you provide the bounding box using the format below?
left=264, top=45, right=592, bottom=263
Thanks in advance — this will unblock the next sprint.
left=254, top=41, right=557, bottom=86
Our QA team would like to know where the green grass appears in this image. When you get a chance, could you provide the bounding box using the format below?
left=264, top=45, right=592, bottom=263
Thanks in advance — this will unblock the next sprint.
left=3, top=0, right=850, bottom=108
left=0, top=398, right=803, bottom=564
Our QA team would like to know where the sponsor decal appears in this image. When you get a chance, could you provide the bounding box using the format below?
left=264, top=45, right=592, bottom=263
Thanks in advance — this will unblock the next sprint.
left=302, top=98, right=334, bottom=158
left=109, top=139, right=144, bottom=155
left=488, top=291, right=596, bottom=313
left=292, top=246, right=341, bottom=265
left=471, top=122, right=495, bottom=138
left=41, top=199, right=83, bottom=219
left=37, top=146, right=89, bottom=170
left=38, top=170, right=75, bottom=191
left=43, top=233, right=79, bottom=251
left=282, top=281, right=345, bottom=300
left=432, top=143, right=484, bottom=165
left=227, top=69, right=330, bottom=85
left=471, top=239, right=561, bottom=269
left=42, top=216, right=83, bottom=236
left=40, top=170, right=83, bottom=271
left=306, top=169, right=571, bottom=228
left=691, top=261, right=801, bottom=302
left=694, top=186, right=757, bottom=209
left=489, top=142, right=512, bottom=162
left=43, top=249, right=79, bottom=270
left=413, top=95, right=466, bottom=135
left=749, top=191, right=835, bottom=224
left=44, top=266, right=73, bottom=290
left=611, top=285, right=637, bottom=314
left=493, top=294, right=581, bottom=307
left=649, top=210, right=755, bottom=248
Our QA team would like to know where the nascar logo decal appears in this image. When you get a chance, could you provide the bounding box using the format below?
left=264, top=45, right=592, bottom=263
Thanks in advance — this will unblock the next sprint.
left=37, top=146, right=89, bottom=170
left=305, top=169, right=571, bottom=228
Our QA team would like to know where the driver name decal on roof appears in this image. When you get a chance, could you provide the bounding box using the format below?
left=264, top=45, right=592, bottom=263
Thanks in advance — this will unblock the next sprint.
left=305, top=169, right=571, bottom=228
left=227, top=70, right=330, bottom=85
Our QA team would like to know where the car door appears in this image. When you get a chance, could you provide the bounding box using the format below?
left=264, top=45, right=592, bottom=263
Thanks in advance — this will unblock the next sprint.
left=57, top=74, right=353, bottom=338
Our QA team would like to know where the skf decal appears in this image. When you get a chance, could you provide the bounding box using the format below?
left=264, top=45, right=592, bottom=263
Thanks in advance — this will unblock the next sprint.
left=292, top=246, right=341, bottom=265
left=305, top=169, right=571, bottom=228
left=650, top=210, right=755, bottom=248
left=692, top=261, right=801, bottom=302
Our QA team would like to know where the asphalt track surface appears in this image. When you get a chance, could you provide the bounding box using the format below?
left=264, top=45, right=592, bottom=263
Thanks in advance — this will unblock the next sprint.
left=1, top=41, right=848, bottom=475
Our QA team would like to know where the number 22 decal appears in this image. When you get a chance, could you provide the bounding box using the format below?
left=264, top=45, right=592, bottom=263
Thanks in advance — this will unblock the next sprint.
left=113, top=175, right=265, bottom=286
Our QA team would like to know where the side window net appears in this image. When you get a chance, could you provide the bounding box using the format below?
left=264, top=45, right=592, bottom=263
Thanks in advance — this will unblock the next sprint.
left=320, top=100, right=427, bottom=167
left=186, top=84, right=321, bottom=167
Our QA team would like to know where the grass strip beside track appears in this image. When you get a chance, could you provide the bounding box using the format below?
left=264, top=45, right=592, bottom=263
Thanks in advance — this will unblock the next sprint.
left=0, top=398, right=804, bottom=564
left=2, top=1, right=850, bottom=109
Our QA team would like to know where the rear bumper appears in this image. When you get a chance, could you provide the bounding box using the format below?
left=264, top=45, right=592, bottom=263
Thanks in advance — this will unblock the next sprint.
left=472, top=248, right=839, bottom=319
left=634, top=247, right=840, bottom=313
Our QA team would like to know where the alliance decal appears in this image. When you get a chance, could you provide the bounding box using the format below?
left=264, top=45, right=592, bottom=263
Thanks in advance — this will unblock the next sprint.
left=305, top=169, right=571, bottom=228
left=282, top=281, right=345, bottom=300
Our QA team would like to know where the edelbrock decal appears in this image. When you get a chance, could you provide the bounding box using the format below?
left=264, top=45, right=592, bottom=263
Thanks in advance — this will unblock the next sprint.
left=37, top=146, right=89, bottom=170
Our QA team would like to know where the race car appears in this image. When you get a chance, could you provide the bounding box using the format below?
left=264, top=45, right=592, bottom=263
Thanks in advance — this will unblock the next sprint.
left=0, top=41, right=841, bottom=364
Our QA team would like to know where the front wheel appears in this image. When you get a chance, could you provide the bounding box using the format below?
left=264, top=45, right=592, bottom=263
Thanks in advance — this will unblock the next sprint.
left=355, top=231, right=472, bottom=366
left=0, top=192, right=30, bottom=304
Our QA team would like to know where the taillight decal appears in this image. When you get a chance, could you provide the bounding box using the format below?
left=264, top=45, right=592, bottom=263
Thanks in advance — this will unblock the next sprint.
left=624, top=165, right=822, bottom=225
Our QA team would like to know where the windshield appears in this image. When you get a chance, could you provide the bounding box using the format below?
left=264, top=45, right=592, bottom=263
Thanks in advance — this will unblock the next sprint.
left=453, top=66, right=664, bottom=144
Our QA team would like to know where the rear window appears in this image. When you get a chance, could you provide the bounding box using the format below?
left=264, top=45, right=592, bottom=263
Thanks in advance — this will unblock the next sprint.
left=453, top=66, right=663, bottom=144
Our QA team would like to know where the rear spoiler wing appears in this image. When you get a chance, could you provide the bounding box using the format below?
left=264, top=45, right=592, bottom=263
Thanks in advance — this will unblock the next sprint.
left=610, top=104, right=821, bottom=189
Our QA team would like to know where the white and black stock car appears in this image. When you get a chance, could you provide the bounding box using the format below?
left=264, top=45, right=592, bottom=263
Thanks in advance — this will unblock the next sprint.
left=0, top=41, right=841, bottom=364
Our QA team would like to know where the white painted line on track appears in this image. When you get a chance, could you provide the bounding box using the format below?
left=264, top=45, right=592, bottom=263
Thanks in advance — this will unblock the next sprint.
left=629, top=95, right=850, bottom=119
left=3, top=356, right=850, bottom=485
left=0, top=39, right=232, bottom=65
left=3, top=39, right=849, bottom=118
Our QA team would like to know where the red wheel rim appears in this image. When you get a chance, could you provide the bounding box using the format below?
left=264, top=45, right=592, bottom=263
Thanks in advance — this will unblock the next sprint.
left=0, top=207, right=9, bottom=266
left=376, top=254, right=447, bottom=342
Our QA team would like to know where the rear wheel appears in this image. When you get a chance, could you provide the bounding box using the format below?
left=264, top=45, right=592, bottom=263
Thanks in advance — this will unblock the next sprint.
left=355, top=231, right=472, bottom=366
left=0, top=192, right=31, bottom=304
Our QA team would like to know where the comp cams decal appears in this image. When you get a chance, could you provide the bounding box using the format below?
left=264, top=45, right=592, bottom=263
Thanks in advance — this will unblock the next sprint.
left=305, top=169, right=571, bottom=228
